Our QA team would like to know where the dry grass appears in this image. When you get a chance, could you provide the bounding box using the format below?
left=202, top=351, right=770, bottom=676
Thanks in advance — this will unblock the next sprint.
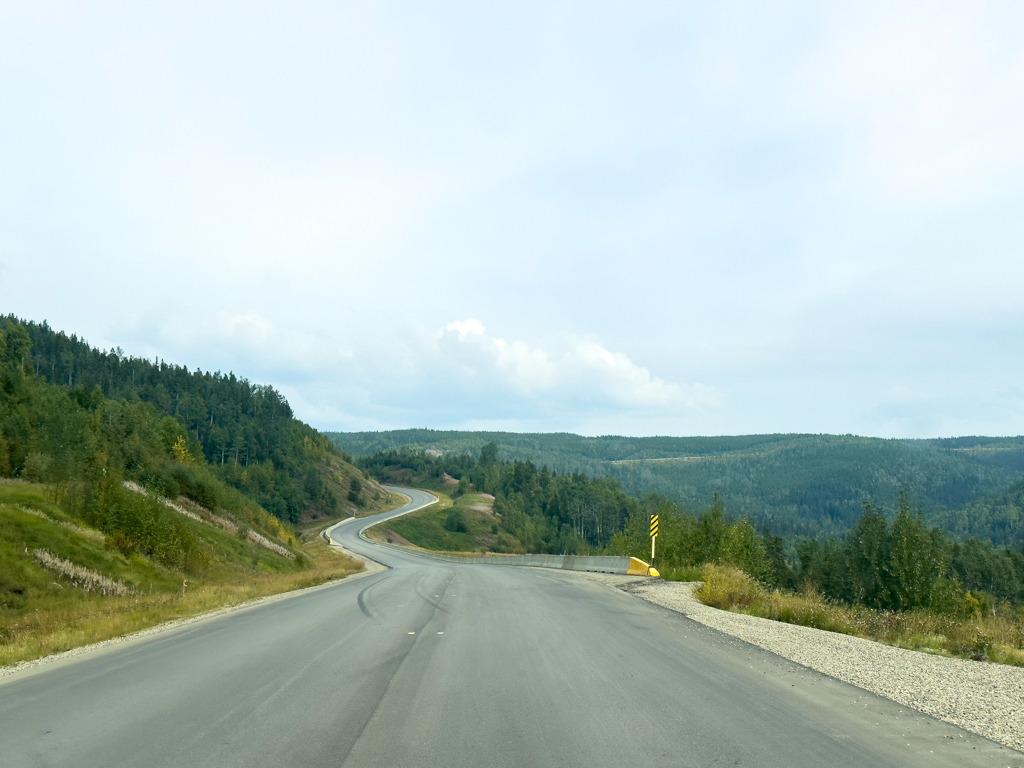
left=0, top=526, right=362, bottom=668
left=123, top=482, right=295, bottom=559
left=32, top=549, right=134, bottom=596
left=695, top=564, right=1024, bottom=666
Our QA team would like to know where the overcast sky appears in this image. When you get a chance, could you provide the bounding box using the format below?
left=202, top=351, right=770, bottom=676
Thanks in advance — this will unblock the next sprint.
left=2, top=2, right=1023, bottom=438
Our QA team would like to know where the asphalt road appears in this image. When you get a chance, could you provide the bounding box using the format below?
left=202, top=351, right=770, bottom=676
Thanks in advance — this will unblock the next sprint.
left=1, top=486, right=1019, bottom=767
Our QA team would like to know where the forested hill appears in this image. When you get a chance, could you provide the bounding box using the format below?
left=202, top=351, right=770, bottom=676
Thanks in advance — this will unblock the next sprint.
left=13, top=317, right=370, bottom=523
left=932, top=479, right=1024, bottom=546
left=327, top=429, right=1024, bottom=544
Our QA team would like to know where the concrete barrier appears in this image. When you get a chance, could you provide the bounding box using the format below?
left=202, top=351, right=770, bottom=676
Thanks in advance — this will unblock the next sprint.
left=360, top=531, right=656, bottom=575
left=627, top=557, right=652, bottom=575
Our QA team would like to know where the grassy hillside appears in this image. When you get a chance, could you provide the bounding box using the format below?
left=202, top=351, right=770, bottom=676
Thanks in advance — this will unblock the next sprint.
left=0, top=480, right=361, bottom=667
left=16, top=316, right=389, bottom=524
left=373, top=492, right=524, bottom=554
left=328, top=429, right=1024, bottom=543
left=0, top=316, right=399, bottom=666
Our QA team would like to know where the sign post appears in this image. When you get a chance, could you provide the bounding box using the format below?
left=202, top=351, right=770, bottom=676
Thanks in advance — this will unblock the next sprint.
left=649, top=514, right=659, bottom=563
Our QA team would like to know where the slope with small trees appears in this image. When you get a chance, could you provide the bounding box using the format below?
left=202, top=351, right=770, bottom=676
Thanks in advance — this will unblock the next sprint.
left=0, top=316, right=388, bottom=667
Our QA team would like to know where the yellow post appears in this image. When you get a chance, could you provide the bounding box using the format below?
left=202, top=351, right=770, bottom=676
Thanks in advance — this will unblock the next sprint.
left=649, top=513, right=659, bottom=567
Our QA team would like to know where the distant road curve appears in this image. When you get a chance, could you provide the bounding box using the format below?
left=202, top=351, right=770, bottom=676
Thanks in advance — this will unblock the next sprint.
left=0, top=485, right=1017, bottom=767
left=606, top=456, right=704, bottom=464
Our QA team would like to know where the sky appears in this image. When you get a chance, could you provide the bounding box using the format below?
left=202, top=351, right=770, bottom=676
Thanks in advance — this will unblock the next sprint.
left=2, top=1, right=1023, bottom=438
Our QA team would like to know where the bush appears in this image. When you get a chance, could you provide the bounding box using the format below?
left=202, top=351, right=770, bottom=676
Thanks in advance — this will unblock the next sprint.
left=80, top=475, right=211, bottom=573
left=0, top=435, right=10, bottom=476
left=0, top=573, right=28, bottom=610
left=694, top=564, right=760, bottom=609
left=22, top=452, right=52, bottom=482
left=443, top=508, right=468, bottom=533
left=105, top=532, right=139, bottom=558
left=155, top=463, right=221, bottom=509
left=693, top=563, right=1024, bottom=665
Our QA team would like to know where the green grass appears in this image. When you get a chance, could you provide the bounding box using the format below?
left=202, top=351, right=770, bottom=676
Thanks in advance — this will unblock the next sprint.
left=0, top=482, right=362, bottom=667
left=660, top=565, right=706, bottom=582
left=377, top=492, right=523, bottom=553
left=694, top=563, right=1024, bottom=666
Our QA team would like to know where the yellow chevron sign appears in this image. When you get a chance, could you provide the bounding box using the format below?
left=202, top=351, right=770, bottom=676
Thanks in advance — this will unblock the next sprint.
left=650, top=514, right=659, bottom=538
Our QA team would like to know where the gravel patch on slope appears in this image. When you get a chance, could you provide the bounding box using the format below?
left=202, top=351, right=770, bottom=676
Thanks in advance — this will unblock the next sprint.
left=580, top=573, right=1024, bottom=754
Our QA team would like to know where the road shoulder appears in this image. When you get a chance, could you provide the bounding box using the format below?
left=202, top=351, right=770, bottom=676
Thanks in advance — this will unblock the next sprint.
left=575, top=572, right=1024, bottom=755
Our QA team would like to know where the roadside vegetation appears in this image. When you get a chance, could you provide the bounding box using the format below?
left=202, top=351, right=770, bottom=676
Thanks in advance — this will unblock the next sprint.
left=0, top=316, right=392, bottom=667
left=695, top=564, right=1024, bottom=666
left=17, top=316, right=387, bottom=524
left=611, top=491, right=1024, bottom=664
left=0, top=481, right=361, bottom=667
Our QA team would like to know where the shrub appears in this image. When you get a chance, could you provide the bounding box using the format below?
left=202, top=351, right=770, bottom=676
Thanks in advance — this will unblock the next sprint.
left=0, top=573, right=28, bottom=610
left=105, top=531, right=139, bottom=558
left=695, top=564, right=760, bottom=609
left=444, top=508, right=468, bottom=533
left=348, top=476, right=364, bottom=506
left=156, top=463, right=221, bottom=509
left=22, top=452, right=52, bottom=482
left=80, top=474, right=211, bottom=573
left=693, top=563, right=1024, bottom=665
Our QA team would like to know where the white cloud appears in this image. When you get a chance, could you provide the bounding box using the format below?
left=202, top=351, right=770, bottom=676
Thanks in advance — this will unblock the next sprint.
left=216, top=311, right=273, bottom=346
left=432, top=319, right=720, bottom=413
left=442, top=318, right=486, bottom=339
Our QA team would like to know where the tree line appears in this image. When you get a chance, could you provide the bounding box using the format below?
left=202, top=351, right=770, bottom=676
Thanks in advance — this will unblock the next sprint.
left=1, top=319, right=272, bottom=570
left=361, top=444, right=1024, bottom=614
left=14, top=317, right=340, bottom=522
left=793, top=494, right=1024, bottom=612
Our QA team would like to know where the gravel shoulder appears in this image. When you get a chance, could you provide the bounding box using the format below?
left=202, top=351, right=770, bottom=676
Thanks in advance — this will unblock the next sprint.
left=579, top=573, right=1024, bottom=754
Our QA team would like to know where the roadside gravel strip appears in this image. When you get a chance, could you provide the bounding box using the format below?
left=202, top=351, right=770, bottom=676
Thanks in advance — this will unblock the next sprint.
left=582, top=574, right=1024, bottom=754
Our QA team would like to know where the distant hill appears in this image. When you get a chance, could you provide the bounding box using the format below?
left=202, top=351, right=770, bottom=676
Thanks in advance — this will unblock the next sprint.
left=327, top=429, right=1024, bottom=543
left=931, top=479, right=1024, bottom=547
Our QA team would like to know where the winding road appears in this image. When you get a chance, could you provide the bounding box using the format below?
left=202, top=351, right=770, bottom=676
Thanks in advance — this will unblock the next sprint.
left=1, top=486, right=1019, bottom=767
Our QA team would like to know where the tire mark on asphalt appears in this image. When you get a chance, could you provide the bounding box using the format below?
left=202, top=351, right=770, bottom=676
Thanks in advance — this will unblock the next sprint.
left=357, top=583, right=376, bottom=618
left=338, top=571, right=456, bottom=768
